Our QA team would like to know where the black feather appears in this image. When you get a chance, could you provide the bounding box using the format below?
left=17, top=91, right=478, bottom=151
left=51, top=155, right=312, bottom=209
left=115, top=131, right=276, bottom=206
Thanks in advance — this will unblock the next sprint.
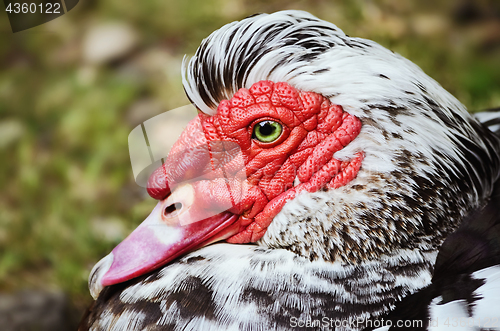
left=375, top=177, right=500, bottom=330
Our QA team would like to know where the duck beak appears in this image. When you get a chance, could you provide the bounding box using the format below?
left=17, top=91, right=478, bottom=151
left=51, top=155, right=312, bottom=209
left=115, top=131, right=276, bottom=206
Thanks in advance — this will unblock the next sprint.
left=89, top=181, right=242, bottom=298
left=95, top=198, right=238, bottom=285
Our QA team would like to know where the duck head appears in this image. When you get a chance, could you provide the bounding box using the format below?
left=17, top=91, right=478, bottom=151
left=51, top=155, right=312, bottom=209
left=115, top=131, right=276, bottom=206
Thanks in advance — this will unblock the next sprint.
left=89, top=10, right=499, bottom=299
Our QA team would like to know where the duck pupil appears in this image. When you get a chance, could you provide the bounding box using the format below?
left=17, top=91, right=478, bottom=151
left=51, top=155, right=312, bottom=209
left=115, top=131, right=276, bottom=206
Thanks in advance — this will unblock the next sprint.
left=260, top=123, right=274, bottom=136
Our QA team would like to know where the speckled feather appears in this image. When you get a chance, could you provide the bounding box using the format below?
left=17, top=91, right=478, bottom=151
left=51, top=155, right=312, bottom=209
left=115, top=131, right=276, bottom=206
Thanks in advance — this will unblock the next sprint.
left=83, top=245, right=437, bottom=331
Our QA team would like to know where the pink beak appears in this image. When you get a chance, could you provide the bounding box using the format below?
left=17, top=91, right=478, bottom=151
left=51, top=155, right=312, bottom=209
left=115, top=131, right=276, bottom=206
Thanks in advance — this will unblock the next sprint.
left=100, top=190, right=239, bottom=287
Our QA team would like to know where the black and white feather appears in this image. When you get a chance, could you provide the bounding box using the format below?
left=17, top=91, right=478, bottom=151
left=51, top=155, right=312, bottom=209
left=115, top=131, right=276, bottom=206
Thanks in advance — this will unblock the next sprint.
left=81, top=10, right=500, bottom=331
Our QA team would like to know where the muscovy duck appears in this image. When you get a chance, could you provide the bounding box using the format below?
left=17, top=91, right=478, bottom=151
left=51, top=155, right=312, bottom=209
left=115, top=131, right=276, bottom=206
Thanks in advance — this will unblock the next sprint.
left=80, top=10, right=500, bottom=331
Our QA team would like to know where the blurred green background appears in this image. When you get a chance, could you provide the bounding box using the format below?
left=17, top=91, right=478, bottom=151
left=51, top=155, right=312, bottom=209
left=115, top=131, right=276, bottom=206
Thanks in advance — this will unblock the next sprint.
left=1, top=0, right=499, bottom=327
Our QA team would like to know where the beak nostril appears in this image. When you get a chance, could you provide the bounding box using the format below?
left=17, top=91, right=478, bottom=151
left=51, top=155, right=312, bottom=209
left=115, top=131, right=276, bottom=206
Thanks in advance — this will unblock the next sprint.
left=164, top=203, right=183, bottom=217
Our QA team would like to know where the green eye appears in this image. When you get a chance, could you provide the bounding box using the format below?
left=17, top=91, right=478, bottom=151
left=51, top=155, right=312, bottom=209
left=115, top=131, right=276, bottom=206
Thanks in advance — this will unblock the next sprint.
left=253, top=120, right=283, bottom=143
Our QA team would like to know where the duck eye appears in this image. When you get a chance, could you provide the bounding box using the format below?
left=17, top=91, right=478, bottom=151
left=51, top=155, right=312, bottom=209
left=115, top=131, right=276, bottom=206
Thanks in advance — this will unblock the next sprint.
left=252, top=120, right=283, bottom=143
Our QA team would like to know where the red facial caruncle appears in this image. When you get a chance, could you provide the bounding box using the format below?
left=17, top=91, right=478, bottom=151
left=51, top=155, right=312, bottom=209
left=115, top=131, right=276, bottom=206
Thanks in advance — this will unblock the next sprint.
left=149, top=80, right=363, bottom=241
left=98, top=80, right=363, bottom=287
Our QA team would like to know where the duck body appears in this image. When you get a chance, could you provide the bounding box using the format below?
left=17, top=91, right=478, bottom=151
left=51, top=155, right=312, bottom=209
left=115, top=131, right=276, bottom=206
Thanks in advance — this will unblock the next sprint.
left=82, top=186, right=500, bottom=331
left=82, top=246, right=436, bottom=330
left=80, top=10, right=500, bottom=331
